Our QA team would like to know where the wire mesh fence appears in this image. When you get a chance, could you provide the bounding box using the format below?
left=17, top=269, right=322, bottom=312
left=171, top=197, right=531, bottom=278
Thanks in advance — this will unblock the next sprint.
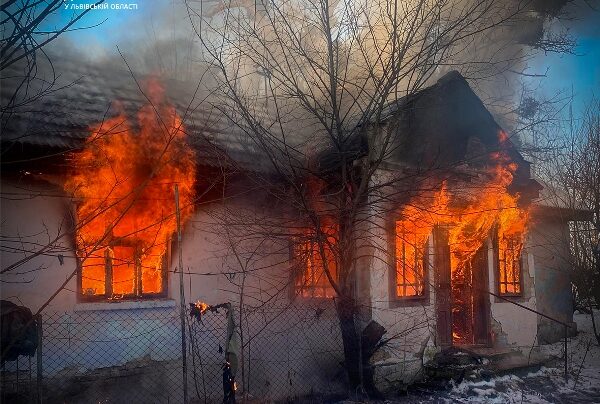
left=1, top=352, right=37, bottom=403
left=2, top=300, right=583, bottom=404
left=42, top=308, right=184, bottom=403
left=188, top=304, right=346, bottom=402
left=1, top=306, right=184, bottom=403
left=1, top=302, right=346, bottom=403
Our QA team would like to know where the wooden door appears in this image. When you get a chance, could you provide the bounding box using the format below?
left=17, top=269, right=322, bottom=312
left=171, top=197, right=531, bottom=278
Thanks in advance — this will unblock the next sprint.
left=472, top=243, right=490, bottom=345
left=434, top=226, right=452, bottom=347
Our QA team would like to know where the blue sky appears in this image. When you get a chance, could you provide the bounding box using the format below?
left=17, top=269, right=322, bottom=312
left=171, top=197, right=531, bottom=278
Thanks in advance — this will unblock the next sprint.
left=523, top=3, right=600, bottom=118
left=42, top=1, right=167, bottom=54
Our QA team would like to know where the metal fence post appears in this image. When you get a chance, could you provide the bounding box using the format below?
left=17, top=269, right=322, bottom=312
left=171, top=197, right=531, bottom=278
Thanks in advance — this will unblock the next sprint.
left=564, top=324, right=568, bottom=382
left=175, top=184, right=189, bottom=403
left=36, top=314, right=43, bottom=404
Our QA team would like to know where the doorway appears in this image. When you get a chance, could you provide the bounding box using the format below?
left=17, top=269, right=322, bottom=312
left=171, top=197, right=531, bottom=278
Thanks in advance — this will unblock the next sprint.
left=434, top=226, right=490, bottom=347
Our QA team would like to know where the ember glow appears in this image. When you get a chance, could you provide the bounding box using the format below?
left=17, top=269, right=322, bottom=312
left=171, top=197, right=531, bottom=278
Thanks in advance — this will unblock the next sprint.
left=194, top=301, right=210, bottom=315
left=65, top=79, right=196, bottom=298
left=396, top=131, right=529, bottom=343
left=295, top=219, right=338, bottom=298
left=395, top=189, right=448, bottom=297
left=294, top=177, right=339, bottom=298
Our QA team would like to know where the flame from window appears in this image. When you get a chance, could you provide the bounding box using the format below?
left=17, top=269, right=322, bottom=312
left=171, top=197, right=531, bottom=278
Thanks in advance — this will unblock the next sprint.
left=65, top=78, right=196, bottom=297
left=395, top=189, right=448, bottom=297
left=295, top=212, right=338, bottom=298
left=395, top=131, right=529, bottom=341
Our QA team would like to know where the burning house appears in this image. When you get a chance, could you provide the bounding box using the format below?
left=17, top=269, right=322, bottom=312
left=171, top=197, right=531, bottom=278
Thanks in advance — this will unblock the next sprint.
left=0, top=57, right=587, bottom=401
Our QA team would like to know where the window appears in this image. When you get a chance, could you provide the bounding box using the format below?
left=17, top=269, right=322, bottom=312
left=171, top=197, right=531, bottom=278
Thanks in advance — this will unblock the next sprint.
left=80, top=241, right=168, bottom=300
left=294, top=234, right=337, bottom=298
left=497, top=235, right=522, bottom=295
left=256, top=67, right=272, bottom=106
left=395, top=221, right=428, bottom=298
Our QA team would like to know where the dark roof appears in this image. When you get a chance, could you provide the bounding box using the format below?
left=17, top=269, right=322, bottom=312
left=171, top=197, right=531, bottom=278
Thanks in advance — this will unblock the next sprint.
left=317, top=71, right=540, bottom=198
left=381, top=71, right=520, bottom=165
left=2, top=61, right=539, bottom=197
left=0, top=57, right=263, bottom=171
left=383, top=71, right=538, bottom=194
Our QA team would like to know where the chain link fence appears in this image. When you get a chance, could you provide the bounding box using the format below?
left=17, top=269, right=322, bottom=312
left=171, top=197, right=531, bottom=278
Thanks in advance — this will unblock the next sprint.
left=1, top=302, right=346, bottom=403
left=2, top=306, right=184, bottom=403
left=188, top=304, right=346, bottom=403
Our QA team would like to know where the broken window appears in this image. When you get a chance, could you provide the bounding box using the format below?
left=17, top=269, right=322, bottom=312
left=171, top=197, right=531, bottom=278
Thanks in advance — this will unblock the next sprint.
left=294, top=233, right=337, bottom=298
left=395, top=222, right=428, bottom=298
left=80, top=242, right=167, bottom=300
left=497, top=235, right=522, bottom=295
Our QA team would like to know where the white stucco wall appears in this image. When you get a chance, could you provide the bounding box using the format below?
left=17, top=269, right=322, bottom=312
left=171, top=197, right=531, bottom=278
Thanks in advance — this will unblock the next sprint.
left=369, top=226, right=436, bottom=356
left=367, top=171, right=437, bottom=389
left=488, top=237, right=538, bottom=349
left=488, top=217, right=575, bottom=348
left=1, top=179, right=77, bottom=312
left=529, top=217, right=575, bottom=343
left=1, top=178, right=345, bottom=400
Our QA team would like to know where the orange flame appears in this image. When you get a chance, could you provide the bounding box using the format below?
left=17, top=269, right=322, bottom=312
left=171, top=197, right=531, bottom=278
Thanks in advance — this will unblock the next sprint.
left=397, top=132, right=528, bottom=264
left=65, top=78, right=196, bottom=297
left=194, top=301, right=210, bottom=315
left=296, top=216, right=338, bottom=298
left=395, top=187, right=449, bottom=296
left=395, top=131, right=529, bottom=339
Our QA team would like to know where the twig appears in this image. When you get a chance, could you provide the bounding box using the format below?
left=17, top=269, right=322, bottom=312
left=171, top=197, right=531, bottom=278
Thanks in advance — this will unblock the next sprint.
left=573, top=338, right=592, bottom=390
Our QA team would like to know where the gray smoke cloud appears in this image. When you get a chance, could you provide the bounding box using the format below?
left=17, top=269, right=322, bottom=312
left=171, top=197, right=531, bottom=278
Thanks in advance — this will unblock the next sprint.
left=9, top=0, right=599, bottom=135
left=432, top=0, right=597, bottom=133
left=41, top=0, right=207, bottom=82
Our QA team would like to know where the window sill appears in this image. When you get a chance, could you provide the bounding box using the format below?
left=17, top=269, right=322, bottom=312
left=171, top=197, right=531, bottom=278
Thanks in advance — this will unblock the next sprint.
left=493, top=294, right=527, bottom=304
left=294, top=295, right=336, bottom=303
left=74, top=299, right=177, bottom=312
left=389, top=296, right=430, bottom=308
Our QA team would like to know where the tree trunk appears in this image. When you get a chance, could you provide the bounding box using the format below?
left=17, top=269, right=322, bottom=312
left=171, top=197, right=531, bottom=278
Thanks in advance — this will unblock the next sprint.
left=336, top=293, right=384, bottom=397
left=336, top=296, right=362, bottom=390
left=589, top=303, right=600, bottom=346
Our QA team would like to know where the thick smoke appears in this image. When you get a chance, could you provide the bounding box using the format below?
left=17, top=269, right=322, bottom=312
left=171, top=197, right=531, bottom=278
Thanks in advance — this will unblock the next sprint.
left=3, top=0, right=596, bottom=138
left=428, top=0, right=578, bottom=132
left=39, top=1, right=208, bottom=82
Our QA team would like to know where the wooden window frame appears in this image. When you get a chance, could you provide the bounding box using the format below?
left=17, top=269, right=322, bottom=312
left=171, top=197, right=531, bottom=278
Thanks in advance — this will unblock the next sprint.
left=493, top=231, right=524, bottom=299
left=78, top=240, right=169, bottom=302
left=388, top=219, right=430, bottom=307
left=290, top=237, right=337, bottom=300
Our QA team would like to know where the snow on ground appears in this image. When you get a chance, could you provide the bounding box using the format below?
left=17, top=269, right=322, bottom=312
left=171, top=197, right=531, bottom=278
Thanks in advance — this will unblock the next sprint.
left=388, top=310, right=600, bottom=403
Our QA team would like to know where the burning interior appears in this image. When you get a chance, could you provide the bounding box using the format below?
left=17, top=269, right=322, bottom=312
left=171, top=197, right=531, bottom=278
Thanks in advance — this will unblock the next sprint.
left=294, top=218, right=338, bottom=298
left=64, top=79, right=196, bottom=300
left=394, top=131, right=529, bottom=345
left=286, top=124, right=530, bottom=335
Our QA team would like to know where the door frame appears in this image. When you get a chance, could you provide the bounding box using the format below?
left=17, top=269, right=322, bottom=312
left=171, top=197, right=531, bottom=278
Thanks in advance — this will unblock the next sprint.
left=434, top=226, right=492, bottom=347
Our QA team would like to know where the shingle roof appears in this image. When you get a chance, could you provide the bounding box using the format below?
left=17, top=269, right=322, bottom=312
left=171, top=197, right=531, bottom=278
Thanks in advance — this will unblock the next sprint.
left=1, top=56, right=265, bottom=171
left=1, top=58, right=536, bottom=194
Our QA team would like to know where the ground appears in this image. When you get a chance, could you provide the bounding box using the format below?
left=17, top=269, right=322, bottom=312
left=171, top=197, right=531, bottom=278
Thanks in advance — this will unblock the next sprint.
left=345, top=310, right=600, bottom=403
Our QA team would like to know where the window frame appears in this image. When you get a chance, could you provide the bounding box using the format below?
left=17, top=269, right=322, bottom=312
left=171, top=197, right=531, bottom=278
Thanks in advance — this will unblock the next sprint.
left=494, top=230, right=524, bottom=299
left=290, top=235, right=337, bottom=300
left=78, top=240, right=170, bottom=302
left=388, top=218, right=430, bottom=307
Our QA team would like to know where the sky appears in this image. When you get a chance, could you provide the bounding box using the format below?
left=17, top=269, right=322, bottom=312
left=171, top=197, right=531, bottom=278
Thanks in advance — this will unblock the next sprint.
left=523, top=1, right=600, bottom=118
left=43, top=1, right=176, bottom=56
left=40, top=0, right=600, bottom=119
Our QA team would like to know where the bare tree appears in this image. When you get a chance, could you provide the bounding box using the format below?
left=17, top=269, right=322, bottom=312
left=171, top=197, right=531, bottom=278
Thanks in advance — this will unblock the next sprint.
left=1, top=0, right=104, bottom=125
left=547, top=99, right=600, bottom=344
left=182, top=0, right=573, bottom=393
